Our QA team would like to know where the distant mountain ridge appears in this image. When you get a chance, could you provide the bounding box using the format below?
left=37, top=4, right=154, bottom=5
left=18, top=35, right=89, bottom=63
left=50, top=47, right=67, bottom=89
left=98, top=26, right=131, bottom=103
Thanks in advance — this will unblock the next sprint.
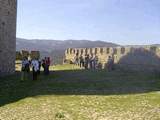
left=16, top=38, right=159, bottom=65
left=16, top=38, right=119, bottom=52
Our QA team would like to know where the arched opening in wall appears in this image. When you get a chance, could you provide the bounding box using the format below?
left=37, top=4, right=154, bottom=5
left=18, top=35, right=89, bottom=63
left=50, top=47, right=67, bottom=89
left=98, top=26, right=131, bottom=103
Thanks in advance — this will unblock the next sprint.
left=100, top=48, right=103, bottom=54
left=121, top=47, right=125, bottom=54
left=114, top=48, right=117, bottom=55
left=70, top=48, right=73, bottom=54
left=95, top=48, right=98, bottom=54
left=106, top=48, right=110, bottom=54
left=90, top=48, right=93, bottom=54
left=76, top=49, right=79, bottom=55
left=81, top=49, right=83, bottom=55
left=73, top=49, right=76, bottom=54
left=85, top=48, right=87, bottom=54
left=67, top=49, right=69, bottom=54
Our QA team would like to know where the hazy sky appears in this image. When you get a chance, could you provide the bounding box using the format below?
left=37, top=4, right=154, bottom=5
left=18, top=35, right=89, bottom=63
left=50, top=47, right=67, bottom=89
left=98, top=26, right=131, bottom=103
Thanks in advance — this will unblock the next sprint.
left=17, top=0, right=160, bottom=45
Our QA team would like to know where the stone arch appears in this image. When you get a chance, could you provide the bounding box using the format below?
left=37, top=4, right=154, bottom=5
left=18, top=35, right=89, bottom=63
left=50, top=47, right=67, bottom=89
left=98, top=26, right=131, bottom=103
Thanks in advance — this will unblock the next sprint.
left=70, top=48, right=73, bottom=54
left=114, top=48, right=118, bottom=55
left=76, top=49, right=80, bottom=55
left=121, top=47, right=125, bottom=54
left=95, top=48, right=98, bottom=54
left=80, top=49, right=83, bottom=55
left=100, top=48, right=103, bottom=54
left=90, top=48, right=93, bottom=54
left=85, top=48, right=88, bottom=54
left=106, top=48, right=110, bottom=54
left=73, top=49, right=76, bottom=54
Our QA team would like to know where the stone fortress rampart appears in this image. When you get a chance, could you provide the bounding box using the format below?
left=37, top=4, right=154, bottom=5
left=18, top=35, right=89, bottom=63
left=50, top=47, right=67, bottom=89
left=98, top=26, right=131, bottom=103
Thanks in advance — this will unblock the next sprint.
left=65, top=46, right=160, bottom=71
left=0, top=0, right=17, bottom=74
left=16, top=50, right=40, bottom=60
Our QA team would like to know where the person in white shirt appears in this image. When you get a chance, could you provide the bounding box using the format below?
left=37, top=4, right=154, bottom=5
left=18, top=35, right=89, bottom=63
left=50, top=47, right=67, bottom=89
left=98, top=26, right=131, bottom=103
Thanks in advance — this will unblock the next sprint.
left=31, top=59, right=39, bottom=80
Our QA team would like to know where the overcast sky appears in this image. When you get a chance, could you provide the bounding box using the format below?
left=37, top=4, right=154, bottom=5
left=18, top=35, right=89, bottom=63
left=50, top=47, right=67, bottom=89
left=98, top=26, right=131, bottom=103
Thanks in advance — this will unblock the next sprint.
left=17, top=0, right=160, bottom=45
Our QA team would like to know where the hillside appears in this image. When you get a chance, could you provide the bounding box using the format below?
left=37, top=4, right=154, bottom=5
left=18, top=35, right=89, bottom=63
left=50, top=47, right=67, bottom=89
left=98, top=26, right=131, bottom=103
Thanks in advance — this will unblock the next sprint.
left=16, top=38, right=159, bottom=65
left=16, top=38, right=119, bottom=52
left=16, top=38, right=119, bottom=64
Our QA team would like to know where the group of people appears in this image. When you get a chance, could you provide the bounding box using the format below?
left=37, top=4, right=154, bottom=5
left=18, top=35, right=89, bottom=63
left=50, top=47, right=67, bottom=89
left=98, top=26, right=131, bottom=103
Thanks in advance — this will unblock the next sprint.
left=74, top=53, right=114, bottom=71
left=21, top=57, right=51, bottom=81
left=74, top=54, right=99, bottom=69
left=21, top=54, right=114, bottom=81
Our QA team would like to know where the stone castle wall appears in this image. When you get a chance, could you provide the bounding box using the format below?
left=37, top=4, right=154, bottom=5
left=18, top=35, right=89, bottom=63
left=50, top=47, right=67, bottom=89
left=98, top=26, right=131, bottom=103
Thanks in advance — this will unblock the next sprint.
left=0, top=0, right=17, bottom=74
left=65, top=46, right=160, bottom=71
left=16, top=50, right=40, bottom=60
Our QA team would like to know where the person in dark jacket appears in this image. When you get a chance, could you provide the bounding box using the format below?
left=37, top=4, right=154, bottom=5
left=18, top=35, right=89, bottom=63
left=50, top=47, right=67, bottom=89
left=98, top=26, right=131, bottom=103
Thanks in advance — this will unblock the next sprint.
left=45, top=57, right=50, bottom=75
left=84, top=54, right=89, bottom=69
left=79, top=55, right=84, bottom=68
left=42, top=59, right=46, bottom=75
left=107, top=56, right=114, bottom=71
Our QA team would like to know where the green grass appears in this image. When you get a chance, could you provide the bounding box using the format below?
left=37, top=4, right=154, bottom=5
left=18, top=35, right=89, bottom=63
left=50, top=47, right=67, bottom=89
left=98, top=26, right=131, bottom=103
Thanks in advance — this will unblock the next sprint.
left=0, top=64, right=160, bottom=120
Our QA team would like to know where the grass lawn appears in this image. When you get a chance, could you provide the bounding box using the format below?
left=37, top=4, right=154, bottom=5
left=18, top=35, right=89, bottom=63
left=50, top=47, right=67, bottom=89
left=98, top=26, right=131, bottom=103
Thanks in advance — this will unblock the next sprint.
left=0, top=64, right=160, bottom=120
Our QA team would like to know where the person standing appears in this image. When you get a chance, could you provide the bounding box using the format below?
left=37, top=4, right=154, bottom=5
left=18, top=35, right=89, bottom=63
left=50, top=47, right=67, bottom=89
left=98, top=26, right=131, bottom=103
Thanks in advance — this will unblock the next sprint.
left=21, top=57, right=30, bottom=81
left=107, top=56, right=114, bottom=71
left=46, top=57, right=51, bottom=75
left=84, top=54, right=89, bottom=69
left=95, top=55, right=99, bottom=69
left=25, top=58, right=30, bottom=79
left=38, top=60, right=41, bottom=75
left=74, top=53, right=79, bottom=66
left=31, top=59, right=39, bottom=80
left=92, top=55, right=96, bottom=70
left=42, top=59, right=46, bottom=75
left=44, top=57, right=48, bottom=75
left=84, top=54, right=87, bottom=69
left=89, top=54, right=94, bottom=69
left=79, top=55, right=84, bottom=68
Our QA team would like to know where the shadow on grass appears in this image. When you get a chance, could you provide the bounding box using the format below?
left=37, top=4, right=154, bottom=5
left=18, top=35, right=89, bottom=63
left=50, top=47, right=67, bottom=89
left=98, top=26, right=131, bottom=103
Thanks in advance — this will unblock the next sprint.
left=0, top=69, right=160, bottom=107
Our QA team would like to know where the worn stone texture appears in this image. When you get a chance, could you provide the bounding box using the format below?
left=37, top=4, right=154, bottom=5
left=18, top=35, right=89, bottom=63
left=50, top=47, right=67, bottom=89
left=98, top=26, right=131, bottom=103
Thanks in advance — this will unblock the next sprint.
left=0, top=0, right=17, bottom=74
left=65, top=46, right=160, bottom=71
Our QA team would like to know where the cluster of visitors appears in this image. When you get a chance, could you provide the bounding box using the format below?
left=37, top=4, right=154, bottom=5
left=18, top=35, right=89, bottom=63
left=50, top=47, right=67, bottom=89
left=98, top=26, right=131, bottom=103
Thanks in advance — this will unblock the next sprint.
left=74, top=54, right=114, bottom=71
left=21, top=57, right=51, bottom=81
left=74, top=53, right=99, bottom=70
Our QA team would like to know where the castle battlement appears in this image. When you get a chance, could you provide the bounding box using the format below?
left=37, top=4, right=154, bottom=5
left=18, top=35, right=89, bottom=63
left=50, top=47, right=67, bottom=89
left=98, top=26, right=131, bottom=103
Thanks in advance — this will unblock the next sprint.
left=65, top=46, right=160, bottom=71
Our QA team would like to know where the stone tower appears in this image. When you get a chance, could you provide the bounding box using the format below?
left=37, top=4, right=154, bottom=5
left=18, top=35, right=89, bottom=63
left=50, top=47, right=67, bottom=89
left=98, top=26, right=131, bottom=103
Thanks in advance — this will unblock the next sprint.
left=0, top=0, right=17, bottom=74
